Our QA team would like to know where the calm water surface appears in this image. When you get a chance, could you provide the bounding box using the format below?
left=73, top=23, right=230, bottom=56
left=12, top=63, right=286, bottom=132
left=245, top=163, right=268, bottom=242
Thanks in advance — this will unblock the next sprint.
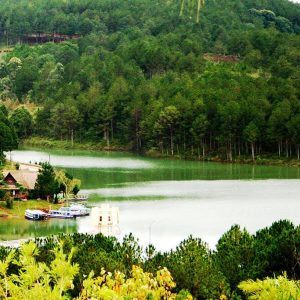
left=2, top=149, right=300, bottom=250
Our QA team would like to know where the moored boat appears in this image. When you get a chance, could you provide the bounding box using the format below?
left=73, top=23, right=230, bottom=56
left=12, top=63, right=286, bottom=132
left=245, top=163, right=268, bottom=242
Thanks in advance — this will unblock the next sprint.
left=48, top=209, right=76, bottom=219
left=25, top=209, right=49, bottom=221
left=59, top=204, right=91, bottom=217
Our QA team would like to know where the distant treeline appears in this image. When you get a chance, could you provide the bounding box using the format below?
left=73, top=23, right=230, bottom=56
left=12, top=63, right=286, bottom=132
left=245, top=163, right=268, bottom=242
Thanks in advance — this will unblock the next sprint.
left=0, top=0, right=300, bottom=160
left=0, top=220, right=299, bottom=299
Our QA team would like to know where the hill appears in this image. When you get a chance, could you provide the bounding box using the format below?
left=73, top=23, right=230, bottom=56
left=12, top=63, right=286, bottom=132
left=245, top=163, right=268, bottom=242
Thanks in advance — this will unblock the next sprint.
left=0, top=0, right=300, bottom=161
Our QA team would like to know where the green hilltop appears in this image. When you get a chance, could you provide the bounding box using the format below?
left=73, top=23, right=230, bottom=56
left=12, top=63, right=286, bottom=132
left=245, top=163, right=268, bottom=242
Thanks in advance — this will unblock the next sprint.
left=0, top=0, right=300, bottom=161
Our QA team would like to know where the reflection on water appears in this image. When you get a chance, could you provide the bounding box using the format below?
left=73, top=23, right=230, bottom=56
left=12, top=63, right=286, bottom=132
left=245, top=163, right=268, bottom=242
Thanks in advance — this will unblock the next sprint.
left=9, top=150, right=152, bottom=169
left=0, top=218, right=78, bottom=241
left=2, top=149, right=300, bottom=250
left=88, top=179, right=300, bottom=250
left=0, top=210, right=121, bottom=244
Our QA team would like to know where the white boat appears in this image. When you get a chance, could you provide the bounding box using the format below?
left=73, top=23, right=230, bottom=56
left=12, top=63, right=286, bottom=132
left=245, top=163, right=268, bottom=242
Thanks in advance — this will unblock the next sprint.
left=48, top=209, right=76, bottom=219
left=59, top=204, right=91, bottom=217
left=25, top=209, right=49, bottom=221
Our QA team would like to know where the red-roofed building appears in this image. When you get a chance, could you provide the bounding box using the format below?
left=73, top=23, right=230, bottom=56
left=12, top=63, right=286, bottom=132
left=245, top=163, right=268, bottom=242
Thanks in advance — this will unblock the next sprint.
left=1, top=170, right=38, bottom=199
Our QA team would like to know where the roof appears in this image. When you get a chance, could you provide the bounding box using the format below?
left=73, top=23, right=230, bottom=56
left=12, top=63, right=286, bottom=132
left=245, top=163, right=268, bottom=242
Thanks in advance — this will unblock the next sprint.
left=3, top=170, right=38, bottom=190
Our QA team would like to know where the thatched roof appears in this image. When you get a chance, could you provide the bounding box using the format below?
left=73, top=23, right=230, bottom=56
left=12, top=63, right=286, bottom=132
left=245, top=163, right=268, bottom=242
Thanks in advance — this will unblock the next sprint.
left=3, top=170, right=38, bottom=190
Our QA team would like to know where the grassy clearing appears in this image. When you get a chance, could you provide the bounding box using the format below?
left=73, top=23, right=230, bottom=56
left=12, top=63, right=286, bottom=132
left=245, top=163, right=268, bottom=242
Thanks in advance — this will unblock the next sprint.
left=0, top=200, right=61, bottom=218
left=0, top=46, right=13, bottom=62
left=3, top=160, right=18, bottom=170
left=22, top=136, right=129, bottom=151
left=2, top=99, right=41, bottom=115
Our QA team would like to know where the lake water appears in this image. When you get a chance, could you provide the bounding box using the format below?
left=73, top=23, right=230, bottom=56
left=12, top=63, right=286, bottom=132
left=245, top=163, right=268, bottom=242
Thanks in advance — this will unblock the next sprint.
left=2, top=149, right=300, bottom=250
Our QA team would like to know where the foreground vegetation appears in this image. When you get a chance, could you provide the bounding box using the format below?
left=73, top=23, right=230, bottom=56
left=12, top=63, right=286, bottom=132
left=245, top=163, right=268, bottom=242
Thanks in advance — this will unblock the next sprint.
left=0, top=220, right=298, bottom=299
left=0, top=0, right=300, bottom=163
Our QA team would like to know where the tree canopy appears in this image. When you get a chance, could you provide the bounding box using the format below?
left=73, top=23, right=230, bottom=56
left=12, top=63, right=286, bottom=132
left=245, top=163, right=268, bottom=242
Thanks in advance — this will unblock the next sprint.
left=0, top=106, right=17, bottom=163
left=0, top=0, right=299, bottom=161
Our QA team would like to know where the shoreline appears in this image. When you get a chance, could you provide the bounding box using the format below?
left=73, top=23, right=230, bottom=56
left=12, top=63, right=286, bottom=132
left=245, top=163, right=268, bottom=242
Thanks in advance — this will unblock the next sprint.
left=0, top=200, right=62, bottom=218
left=21, top=137, right=300, bottom=168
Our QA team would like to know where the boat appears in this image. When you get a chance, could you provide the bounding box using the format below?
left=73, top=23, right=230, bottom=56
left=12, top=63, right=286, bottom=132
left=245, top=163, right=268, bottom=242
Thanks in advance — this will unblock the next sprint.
left=48, top=209, right=76, bottom=219
left=25, top=209, right=49, bottom=221
left=59, top=204, right=91, bottom=217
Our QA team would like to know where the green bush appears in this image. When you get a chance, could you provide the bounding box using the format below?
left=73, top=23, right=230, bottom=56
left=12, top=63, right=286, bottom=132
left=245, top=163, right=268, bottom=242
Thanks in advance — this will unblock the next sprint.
left=0, top=189, right=5, bottom=200
left=6, top=197, right=13, bottom=209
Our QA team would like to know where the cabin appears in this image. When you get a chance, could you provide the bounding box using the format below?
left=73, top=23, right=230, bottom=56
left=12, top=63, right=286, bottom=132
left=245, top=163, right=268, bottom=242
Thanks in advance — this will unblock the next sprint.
left=1, top=170, right=38, bottom=199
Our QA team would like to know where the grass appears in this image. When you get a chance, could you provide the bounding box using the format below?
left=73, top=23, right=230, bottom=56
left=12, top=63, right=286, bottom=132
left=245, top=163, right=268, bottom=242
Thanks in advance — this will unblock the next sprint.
left=2, top=99, right=41, bottom=114
left=22, top=136, right=129, bottom=151
left=3, top=160, right=18, bottom=170
left=0, top=200, right=61, bottom=218
left=0, top=45, right=13, bottom=62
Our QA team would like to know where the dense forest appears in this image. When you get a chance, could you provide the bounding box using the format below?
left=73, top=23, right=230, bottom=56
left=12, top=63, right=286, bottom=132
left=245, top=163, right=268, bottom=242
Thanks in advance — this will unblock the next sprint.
left=0, top=220, right=299, bottom=299
left=0, top=0, right=300, bottom=161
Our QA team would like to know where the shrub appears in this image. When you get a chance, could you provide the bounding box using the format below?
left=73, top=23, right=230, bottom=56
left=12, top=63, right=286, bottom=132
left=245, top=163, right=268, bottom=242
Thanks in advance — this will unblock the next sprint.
left=6, top=197, right=13, bottom=209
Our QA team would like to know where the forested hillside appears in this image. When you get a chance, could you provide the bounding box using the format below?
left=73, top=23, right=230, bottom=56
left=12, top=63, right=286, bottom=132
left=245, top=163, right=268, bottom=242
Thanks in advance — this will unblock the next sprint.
left=0, top=0, right=300, bottom=161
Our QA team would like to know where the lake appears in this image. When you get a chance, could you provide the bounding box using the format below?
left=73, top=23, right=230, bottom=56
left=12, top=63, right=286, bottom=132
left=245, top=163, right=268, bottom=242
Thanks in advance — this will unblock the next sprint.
left=2, top=148, right=300, bottom=250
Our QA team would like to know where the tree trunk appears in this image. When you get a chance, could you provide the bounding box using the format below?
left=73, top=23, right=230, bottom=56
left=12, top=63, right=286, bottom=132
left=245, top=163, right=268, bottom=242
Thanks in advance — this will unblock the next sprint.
left=180, top=0, right=185, bottom=16
left=135, top=111, right=139, bottom=152
left=251, top=142, right=255, bottom=161
left=159, top=140, right=163, bottom=154
left=278, top=141, right=281, bottom=157
left=110, top=119, right=114, bottom=140
left=71, top=129, right=74, bottom=147
left=170, top=129, right=174, bottom=156
left=139, top=135, right=142, bottom=149
left=104, top=128, right=110, bottom=148
left=228, top=140, right=233, bottom=161
left=234, top=142, right=237, bottom=156
left=196, top=0, right=201, bottom=23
